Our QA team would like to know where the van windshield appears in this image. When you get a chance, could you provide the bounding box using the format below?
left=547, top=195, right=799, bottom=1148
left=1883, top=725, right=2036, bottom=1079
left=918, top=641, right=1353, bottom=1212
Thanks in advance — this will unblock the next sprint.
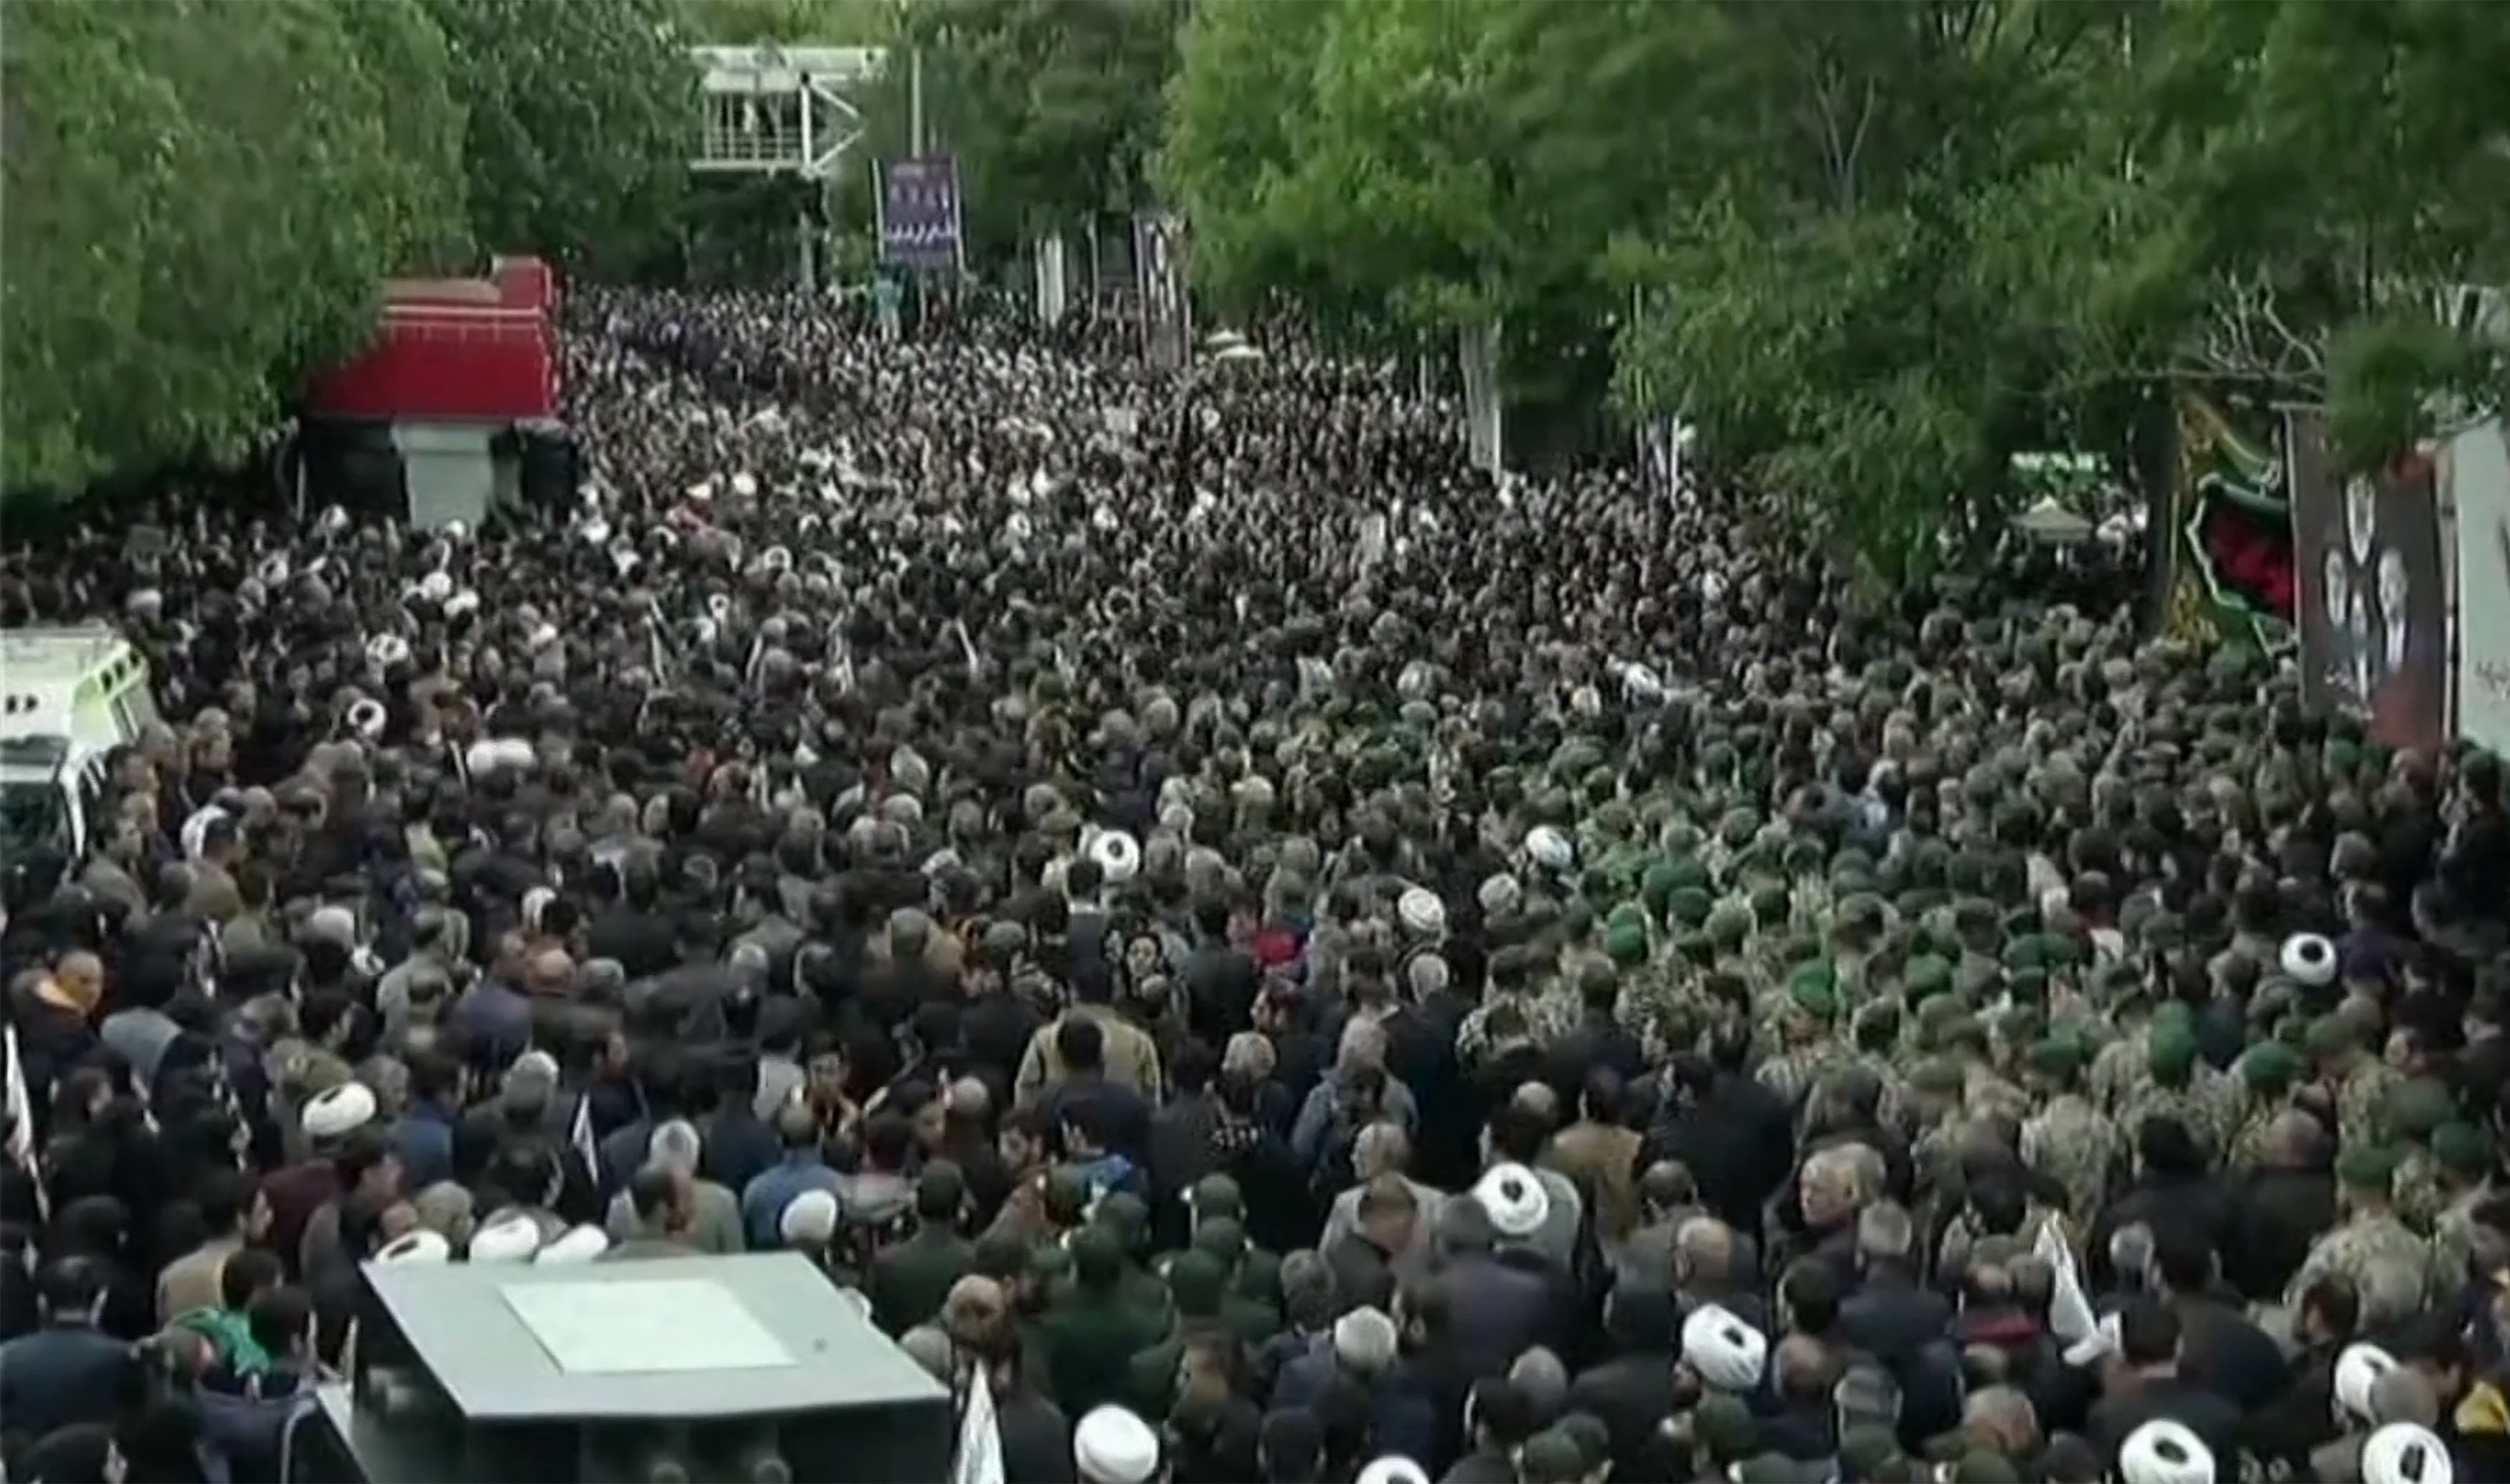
left=0, top=778, right=69, bottom=867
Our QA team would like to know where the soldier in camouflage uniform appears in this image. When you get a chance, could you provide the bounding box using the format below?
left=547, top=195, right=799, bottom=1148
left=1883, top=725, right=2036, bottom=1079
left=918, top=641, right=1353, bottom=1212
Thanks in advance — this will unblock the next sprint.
left=2285, top=1145, right=2445, bottom=1334
left=1754, top=964, right=1844, bottom=1111
left=2227, top=1042, right=2305, bottom=1169
left=1602, top=903, right=1677, bottom=1060
left=2309, top=1013, right=2402, bottom=1152
left=2425, top=1121, right=2495, bottom=1293
left=1842, top=1002, right=1905, bottom=1128
left=1944, top=1013, right=2032, bottom=1127
left=1829, top=891, right=1888, bottom=1003
left=2018, top=1037, right=2118, bottom=1229
left=1903, top=1057, right=1969, bottom=1195
left=2090, top=995, right=2164, bottom=1118
left=2116, top=1017, right=2212, bottom=1156
left=1705, top=900, right=1758, bottom=985
left=2383, top=1077, right=2459, bottom=1235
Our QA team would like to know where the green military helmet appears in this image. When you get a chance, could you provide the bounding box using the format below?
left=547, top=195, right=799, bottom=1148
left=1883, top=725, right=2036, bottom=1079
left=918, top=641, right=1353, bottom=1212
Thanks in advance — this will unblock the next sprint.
left=1908, top=1057, right=1965, bottom=1097
left=1705, top=901, right=1755, bottom=949
left=2038, top=932, right=2088, bottom=971
left=1833, top=893, right=1886, bottom=938
left=1667, top=886, right=1715, bottom=928
left=2334, top=1143, right=2398, bottom=1191
left=1786, top=961, right=1841, bottom=1020
left=2238, top=1041, right=2303, bottom=1094
left=1604, top=914, right=1650, bottom=967
left=2027, top=1036, right=2086, bottom=1081
left=2431, top=1122, right=2493, bottom=1176
left=2384, top=1078, right=2456, bottom=1142
left=1640, top=859, right=1682, bottom=915
left=2303, top=1014, right=2358, bottom=1061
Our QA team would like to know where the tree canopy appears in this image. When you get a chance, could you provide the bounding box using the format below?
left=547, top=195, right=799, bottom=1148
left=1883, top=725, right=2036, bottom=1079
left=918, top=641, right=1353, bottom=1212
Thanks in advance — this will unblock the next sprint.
left=4, top=0, right=698, bottom=497
left=1158, top=0, right=2510, bottom=576
left=884, top=0, right=1183, bottom=257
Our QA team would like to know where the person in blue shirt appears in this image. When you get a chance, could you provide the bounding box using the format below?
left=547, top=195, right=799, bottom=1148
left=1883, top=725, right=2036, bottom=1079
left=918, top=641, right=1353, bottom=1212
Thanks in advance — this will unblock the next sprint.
left=740, top=1101, right=840, bottom=1249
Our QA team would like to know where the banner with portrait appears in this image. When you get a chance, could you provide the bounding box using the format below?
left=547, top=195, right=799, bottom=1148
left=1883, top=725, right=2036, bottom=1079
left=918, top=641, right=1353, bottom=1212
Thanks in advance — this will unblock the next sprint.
left=1133, top=213, right=1192, bottom=373
left=2288, top=409, right=2450, bottom=753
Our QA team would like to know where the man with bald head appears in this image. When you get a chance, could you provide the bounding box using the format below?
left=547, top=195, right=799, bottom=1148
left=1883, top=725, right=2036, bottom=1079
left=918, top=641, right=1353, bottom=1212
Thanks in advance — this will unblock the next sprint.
left=1674, top=1217, right=1769, bottom=1335
left=1612, top=1161, right=1706, bottom=1300
left=1320, top=1120, right=1444, bottom=1262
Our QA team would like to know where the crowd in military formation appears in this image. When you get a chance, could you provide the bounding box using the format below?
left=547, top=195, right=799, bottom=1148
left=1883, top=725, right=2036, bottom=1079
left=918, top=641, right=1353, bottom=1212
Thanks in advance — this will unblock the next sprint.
left=0, top=287, right=2506, bottom=1484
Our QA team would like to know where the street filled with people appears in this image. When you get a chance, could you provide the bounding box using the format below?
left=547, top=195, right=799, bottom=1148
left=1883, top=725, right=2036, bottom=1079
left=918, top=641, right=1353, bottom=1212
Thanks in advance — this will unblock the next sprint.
left=4, top=289, right=2507, bottom=1484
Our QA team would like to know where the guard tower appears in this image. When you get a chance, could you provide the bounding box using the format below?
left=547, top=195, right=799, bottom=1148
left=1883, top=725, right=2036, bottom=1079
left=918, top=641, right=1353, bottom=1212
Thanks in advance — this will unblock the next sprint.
left=691, top=44, right=883, bottom=179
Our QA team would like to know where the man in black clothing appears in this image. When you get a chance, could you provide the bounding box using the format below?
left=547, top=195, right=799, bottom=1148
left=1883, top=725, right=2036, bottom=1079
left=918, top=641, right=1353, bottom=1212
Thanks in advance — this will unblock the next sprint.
left=698, top=1055, right=780, bottom=1196
left=2149, top=1223, right=2288, bottom=1414
left=1566, top=1288, right=1680, bottom=1480
left=1644, top=1052, right=1793, bottom=1240
left=2085, top=1298, right=2243, bottom=1474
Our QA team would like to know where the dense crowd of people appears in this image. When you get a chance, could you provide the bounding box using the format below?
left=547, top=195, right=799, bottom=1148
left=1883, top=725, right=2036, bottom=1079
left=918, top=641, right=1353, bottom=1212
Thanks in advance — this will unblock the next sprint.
left=1, top=286, right=2506, bottom=1484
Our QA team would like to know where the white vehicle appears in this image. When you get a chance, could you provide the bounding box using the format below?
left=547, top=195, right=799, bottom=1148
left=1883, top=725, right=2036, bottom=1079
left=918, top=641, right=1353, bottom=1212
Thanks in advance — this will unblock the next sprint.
left=0, top=627, right=160, bottom=868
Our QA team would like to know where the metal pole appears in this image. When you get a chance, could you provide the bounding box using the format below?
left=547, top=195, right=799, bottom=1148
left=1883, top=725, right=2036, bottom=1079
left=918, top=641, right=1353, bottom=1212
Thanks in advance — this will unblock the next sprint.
left=909, top=47, right=926, bottom=156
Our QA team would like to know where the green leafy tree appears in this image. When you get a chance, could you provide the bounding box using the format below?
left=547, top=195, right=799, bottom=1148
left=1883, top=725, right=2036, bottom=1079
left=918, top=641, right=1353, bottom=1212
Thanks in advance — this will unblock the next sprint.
left=1611, top=0, right=2148, bottom=579
left=422, top=0, right=699, bottom=274
left=2127, top=0, right=2510, bottom=468
left=3, top=0, right=468, bottom=495
left=674, top=0, right=898, bottom=44
left=1156, top=0, right=1338, bottom=320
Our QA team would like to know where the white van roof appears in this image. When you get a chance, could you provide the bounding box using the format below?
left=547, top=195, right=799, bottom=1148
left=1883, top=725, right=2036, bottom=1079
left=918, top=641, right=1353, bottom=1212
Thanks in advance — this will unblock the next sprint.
left=0, top=626, right=146, bottom=736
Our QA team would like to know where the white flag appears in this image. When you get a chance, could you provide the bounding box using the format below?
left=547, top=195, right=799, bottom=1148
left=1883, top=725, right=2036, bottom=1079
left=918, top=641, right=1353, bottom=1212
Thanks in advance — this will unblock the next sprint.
left=568, top=1092, right=600, bottom=1186
left=951, top=1369, right=1005, bottom=1484
left=2034, top=1214, right=2100, bottom=1351
left=5, top=1023, right=44, bottom=1219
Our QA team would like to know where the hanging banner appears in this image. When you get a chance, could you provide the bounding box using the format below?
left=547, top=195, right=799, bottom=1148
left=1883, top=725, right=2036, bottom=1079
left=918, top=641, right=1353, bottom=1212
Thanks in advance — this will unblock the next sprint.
left=879, top=157, right=964, bottom=272
left=2160, top=394, right=2296, bottom=647
left=1459, top=319, right=1503, bottom=476
left=1134, top=213, right=1193, bottom=372
left=1135, top=216, right=1190, bottom=374
left=2289, top=409, right=2450, bottom=752
left=2446, top=420, right=2510, bottom=753
left=1034, top=235, right=1071, bottom=328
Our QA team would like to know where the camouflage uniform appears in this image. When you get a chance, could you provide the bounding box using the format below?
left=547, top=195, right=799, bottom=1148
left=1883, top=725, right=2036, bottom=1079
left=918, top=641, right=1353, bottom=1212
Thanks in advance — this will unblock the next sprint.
left=2187, top=1064, right=2245, bottom=1164
left=2227, top=1042, right=2307, bottom=1169
left=2021, top=1093, right=2119, bottom=1228
left=2430, top=1187, right=2486, bottom=1293
left=2090, top=1027, right=2151, bottom=1117
left=2117, top=1082, right=2207, bottom=1146
left=2335, top=1059, right=2404, bottom=1149
left=1962, top=1062, right=2034, bottom=1126
left=2286, top=1209, right=2438, bottom=1333
left=1756, top=1043, right=1834, bottom=1110
left=2292, top=1147, right=2446, bottom=1333
left=2392, top=1147, right=2448, bottom=1235
left=2227, top=1102, right=2286, bottom=1170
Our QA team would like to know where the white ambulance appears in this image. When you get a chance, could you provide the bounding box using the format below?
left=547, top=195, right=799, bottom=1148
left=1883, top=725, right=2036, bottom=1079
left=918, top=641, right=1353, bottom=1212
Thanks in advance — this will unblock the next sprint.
left=0, top=627, right=160, bottom=867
